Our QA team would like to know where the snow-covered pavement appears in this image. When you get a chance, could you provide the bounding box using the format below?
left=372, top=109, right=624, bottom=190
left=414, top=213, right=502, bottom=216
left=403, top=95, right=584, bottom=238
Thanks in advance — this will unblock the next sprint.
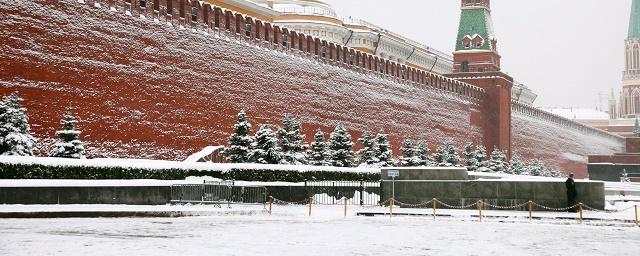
left=1, top=204, right=639, bottom=255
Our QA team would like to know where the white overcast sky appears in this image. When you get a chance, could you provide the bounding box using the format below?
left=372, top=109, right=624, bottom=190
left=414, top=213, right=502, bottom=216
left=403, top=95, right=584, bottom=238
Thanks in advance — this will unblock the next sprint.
left=322, top=0, right=630, bottom=109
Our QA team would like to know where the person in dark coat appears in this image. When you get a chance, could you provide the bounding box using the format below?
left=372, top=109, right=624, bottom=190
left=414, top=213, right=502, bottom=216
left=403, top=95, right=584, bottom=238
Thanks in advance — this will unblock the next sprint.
left=565, top=173, right=577, bottom=212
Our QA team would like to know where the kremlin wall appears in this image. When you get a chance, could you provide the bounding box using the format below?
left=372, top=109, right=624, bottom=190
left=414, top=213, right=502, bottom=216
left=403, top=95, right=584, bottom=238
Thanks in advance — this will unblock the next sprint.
left=0, top=0, right=626, bottom=177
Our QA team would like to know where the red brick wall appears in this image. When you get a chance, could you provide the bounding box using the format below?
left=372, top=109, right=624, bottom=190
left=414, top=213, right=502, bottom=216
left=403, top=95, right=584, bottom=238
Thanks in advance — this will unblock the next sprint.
left=512, top=105, right=625, bottom=178
left=0, top=0, right=484, bottom=160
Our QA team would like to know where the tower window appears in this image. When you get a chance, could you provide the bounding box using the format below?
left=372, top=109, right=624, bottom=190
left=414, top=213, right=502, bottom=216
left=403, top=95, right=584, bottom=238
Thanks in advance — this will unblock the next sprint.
left=462, top=36, right=472, bottom=49
left=462, top=61, right=470, bottom=72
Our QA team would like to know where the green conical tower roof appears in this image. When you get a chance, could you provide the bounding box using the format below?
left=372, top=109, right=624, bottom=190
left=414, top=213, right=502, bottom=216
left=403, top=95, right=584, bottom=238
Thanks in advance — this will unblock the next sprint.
left=455, top=3, right=496, bottom=51
left=629, top=0, right=640, bottom=39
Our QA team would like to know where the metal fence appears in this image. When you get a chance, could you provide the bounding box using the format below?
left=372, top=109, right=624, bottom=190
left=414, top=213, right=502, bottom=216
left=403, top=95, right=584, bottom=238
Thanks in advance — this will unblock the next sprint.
left=305, top=181, right=381, bottom=206
left=170, top=181, right=268, bottom=206
left=170, top=180, right=382, bottom=206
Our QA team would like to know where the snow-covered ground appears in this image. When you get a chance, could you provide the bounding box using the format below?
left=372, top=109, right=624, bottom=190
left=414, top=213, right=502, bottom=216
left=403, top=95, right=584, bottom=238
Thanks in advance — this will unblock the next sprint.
left=1, top=204, right=639, bottom=256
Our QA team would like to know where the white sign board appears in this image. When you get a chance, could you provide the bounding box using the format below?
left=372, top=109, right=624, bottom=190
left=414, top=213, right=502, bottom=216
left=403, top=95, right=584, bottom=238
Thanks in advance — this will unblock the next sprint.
left=388, top=170, right=400, bottom=178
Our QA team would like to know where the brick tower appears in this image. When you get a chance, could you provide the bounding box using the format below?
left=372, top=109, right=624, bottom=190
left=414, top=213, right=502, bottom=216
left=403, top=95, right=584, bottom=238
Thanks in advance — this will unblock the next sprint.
left=447, top=0, right=513, bottom=157
left=621, top=0, right=640, bottom=118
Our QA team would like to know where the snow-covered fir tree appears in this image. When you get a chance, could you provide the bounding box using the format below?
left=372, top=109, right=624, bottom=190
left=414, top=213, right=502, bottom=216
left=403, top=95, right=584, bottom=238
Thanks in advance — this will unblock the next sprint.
left=524, top=159, right=546, bottom=176
left=488, top=148, right=508, bottom=173
left=415, top=140, right=431, bottom=166
left=463, top=143, right=478, bottom=171
left=308, top=130, right=330, bottom=166
left=374, top=129, right=393, bottom=167
left=224, top=111, right=253, bottom=163
left=277, top=114, right=307, bottom=165
left=507, top=154, right=525, bottom=175
left=249, top=125, right=282, bottom=164
left=633, top=118, right=640, bottom=137
left=50, top=107, right=84, bottom=159
left=327, top=125, right=355, bottom=167
left=474, top=145, right=489, bottom=170
left=357, top=130, right=378, bottom=166
left=0, top=92, right=37, bottom=156
left=546, top=168, right=564, bottom=178
left=620, top=169, right=631, bottom=182
left=433, top=141, right=461, bottom=167
left=399, top=138, right=420, bottom=167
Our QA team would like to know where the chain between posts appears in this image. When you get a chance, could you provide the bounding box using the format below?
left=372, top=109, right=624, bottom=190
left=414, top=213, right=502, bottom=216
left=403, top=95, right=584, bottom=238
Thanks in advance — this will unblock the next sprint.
left=391, top=198, right=435, bottom=208
left=482, top=201, right=531, bottom=210
left=531, top=202, right=580, bottom=212
left=434, top=199, right=479, bottom=209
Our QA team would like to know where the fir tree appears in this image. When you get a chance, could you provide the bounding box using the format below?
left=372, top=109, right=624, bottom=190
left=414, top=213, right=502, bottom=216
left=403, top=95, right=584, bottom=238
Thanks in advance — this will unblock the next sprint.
left=225, top=111, right=253, bottom=163
left=50, top=107, right=84, bottom=159
left=463, top=142, right=478, bottom=171
left=249, top=125, right=282, bottom=164
left=277, top=114, right=307, bottom=165
left=399, top=138, right=420, bottom=167
left=488, top=148, right=508, bottom=173
left=474, top=145, right=489, bottom=170
left=524, top=159, right=546, bottom=176
left=0, top=92, right=36, bottom=156
left=444, top=142, right=461, bottom=166
left=415, top=140, right=431, bottom=166
left=546, top=168, right=564, bottom=178
left=357, top=130, right=378, bottom=166
left=507, top=154, right=525, bottom=175
left=308, top=130, right=330, bottom=166
left=433, top=141, right=460, bottom=167
left=633, top=118, right=640, bottom=137
left=327, top=125, right=355, bottom=167
left=432, top=144, right=445, bottom=166
left=374, top=129, right=393, bottom=167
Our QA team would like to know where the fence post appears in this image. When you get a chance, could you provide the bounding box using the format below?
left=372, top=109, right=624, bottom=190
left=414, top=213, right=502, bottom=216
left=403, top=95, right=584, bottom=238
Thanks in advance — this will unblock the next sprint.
left=432, top=198, right=436, bottom=221
left=389, top=198, right=394, bottom=218
left=635, top=205, right=638, bottom=226
left=332, top=181, right=335, bottom=205
left=269, top=196, right=273, bottom=215
left=579, top=203, right=583, bottom=224
left=528, top=201, right=532, bottom=222
left=379, top=180, right=384, bottom=206
left=344, top=197, right=347, bottom=218
left=359, top=180, right=364, bottom=206
left=478, top=200, right=483, bottom=222
left=308, top=197, right=313, bottom=217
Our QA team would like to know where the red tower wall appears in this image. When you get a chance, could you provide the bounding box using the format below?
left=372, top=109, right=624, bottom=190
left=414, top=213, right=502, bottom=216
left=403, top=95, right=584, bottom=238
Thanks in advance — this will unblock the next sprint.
left=0, top=0, right=484, bottom=160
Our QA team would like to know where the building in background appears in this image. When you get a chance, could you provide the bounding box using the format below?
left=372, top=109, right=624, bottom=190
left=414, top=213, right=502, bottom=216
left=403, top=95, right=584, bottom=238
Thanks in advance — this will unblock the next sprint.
left=202, top=0, right=537, bottom=104
left=569, top=0, right=640, bottom=137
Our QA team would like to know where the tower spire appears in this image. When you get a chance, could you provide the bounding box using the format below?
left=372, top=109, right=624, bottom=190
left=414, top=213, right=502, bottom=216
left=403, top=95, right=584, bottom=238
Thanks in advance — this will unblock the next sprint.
left=629, top=0, right=640, bottom=39
left=453, top=0, right=500, bottom=73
